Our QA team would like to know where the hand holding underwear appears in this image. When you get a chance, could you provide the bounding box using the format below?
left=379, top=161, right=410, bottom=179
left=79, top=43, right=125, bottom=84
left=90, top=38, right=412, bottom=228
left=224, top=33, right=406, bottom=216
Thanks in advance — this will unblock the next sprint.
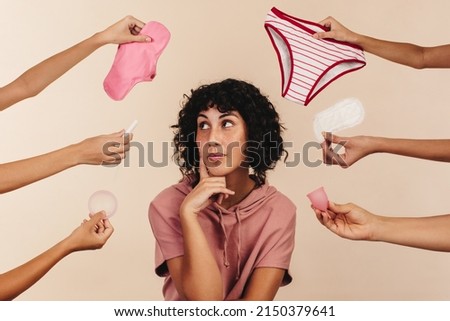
left=264, top=8, right=366, bottom=106
left=312, top=16, right=359, bottom=43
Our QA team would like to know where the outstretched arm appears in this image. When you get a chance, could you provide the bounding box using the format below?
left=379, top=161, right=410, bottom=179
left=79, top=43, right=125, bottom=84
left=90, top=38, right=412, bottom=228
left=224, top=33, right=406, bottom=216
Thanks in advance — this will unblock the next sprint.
left=0, top=15, right=150, bottom=111
left=0, top=212, right=113, bottom=300
left=313, top=202, right=450, bottom=252
left=0, top=130, right=132, bottom=194
left=313, top=16, right=450, bottom=69
left=322, top=132, right=450, bottom=168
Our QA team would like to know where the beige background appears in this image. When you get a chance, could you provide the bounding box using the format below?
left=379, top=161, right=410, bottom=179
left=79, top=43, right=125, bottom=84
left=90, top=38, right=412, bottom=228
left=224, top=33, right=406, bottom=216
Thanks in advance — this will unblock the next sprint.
left=1, top=0, right=449, bottom=300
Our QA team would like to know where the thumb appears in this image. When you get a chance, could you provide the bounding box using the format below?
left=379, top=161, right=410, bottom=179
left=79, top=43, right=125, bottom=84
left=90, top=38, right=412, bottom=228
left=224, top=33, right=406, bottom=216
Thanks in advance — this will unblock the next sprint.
left=87, top=211, right=107, bottom=226
left=312, top=31, right=332, bottom=40
left=322, top=131, right=333, bottom=142
left=323, top=132, right=347, bottom=145
left=131, top=34, right=152, bottom=43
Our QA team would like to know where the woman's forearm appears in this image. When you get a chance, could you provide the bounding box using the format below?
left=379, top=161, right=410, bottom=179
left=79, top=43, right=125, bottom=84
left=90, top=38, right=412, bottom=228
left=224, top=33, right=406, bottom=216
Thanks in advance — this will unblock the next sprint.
left=0, top=238, right=73, bottom=300
left=373, top=137, right=450, bottom=162
left=354, top=34, right=450, bottom=69
left=0, top=144, right=79, bottom=194
left=355, top=35, right=426, bottom=69
left=373, top=214, right=450, bottom=252
left=0, top=34, right=105, bottom=111
left=180, top=214, right=223, bottom=300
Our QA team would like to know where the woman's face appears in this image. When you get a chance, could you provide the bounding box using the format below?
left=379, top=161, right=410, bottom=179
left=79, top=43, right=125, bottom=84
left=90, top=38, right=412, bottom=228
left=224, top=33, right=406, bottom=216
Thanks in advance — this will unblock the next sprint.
left=196, top=106, right=248, bottom=178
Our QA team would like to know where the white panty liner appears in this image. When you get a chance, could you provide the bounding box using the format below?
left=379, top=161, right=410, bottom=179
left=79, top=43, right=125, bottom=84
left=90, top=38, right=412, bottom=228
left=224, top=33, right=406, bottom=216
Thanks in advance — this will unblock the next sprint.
left=313, top=97, right=365, bottom=142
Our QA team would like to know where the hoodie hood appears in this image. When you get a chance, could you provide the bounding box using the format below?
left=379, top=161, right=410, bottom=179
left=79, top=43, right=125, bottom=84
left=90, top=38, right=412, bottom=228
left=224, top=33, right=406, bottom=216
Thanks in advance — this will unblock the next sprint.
left=212, top=183, right=278, bottom=216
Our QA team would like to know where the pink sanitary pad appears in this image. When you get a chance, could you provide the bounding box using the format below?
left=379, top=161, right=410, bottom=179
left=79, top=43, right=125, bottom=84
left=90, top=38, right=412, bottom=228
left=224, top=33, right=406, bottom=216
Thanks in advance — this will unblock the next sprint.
left=104, top=21, right=170, bottom=101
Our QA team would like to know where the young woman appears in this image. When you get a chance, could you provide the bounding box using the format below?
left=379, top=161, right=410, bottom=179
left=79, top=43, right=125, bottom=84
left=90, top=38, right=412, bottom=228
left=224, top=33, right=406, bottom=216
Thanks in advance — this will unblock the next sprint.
left=149, top=78, right=296, bottom=300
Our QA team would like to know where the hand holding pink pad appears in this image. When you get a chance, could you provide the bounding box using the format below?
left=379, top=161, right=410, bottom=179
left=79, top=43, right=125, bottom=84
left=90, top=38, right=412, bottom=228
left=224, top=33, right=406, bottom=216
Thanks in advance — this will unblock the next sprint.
left=104, top=21, right=171, bottom=101
left=306, top=186, right=329, bottom=211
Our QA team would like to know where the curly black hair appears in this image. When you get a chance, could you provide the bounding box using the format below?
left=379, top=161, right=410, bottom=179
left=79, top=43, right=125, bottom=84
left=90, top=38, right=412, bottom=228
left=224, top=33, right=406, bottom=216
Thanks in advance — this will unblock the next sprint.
left=172, top=78, right=287, bottom=187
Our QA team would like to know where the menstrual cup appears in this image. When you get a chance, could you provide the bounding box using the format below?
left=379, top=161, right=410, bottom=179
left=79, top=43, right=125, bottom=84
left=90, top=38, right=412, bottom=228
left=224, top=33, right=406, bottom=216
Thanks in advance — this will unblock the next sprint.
left=306, top=186, right=329, bottom=211
left=88, top=190, right=118, bottom=218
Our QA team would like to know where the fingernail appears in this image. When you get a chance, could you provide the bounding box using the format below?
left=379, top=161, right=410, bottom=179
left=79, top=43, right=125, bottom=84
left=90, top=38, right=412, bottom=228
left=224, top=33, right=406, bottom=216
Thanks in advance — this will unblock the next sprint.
left=145, top=37, right=152, bottom=42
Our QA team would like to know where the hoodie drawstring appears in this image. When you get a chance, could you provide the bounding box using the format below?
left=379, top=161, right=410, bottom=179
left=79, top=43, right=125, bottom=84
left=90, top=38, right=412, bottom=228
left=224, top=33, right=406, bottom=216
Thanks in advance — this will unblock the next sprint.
left=216, top=205, right=242, bottom=280
left=217, top=208, right=230, bottom=268
left=235, top=208, right=242, bottom=280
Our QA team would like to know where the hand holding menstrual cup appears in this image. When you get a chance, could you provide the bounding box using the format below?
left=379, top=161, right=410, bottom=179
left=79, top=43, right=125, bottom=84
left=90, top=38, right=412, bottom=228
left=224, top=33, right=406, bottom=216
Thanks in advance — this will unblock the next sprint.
left=307, top=186, right=329, bottom=211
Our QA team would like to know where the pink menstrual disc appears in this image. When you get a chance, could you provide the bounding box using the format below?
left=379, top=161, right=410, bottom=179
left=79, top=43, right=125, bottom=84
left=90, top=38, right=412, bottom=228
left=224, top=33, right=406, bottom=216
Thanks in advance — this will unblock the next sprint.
left=88, top=190, right=118, bottom=218
left=306, top=186, right=329, bottom=211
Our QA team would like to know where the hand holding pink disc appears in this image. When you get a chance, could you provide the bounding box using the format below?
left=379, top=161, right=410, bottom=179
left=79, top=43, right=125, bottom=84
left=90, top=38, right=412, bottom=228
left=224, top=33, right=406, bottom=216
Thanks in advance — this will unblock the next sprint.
left=307, top=186, right=329, bottom=211
left=88, top=190, right=118, bottom=218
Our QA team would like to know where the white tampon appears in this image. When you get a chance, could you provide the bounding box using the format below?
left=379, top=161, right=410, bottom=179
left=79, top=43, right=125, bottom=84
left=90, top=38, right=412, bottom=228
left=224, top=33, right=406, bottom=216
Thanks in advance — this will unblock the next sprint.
left=125, top=120, right=138, bottom=134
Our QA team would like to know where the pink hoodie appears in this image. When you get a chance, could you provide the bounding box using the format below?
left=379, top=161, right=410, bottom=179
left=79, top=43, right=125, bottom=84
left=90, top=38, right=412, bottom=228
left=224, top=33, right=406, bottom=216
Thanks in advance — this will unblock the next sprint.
left=148, top=179, right=296, bottom=300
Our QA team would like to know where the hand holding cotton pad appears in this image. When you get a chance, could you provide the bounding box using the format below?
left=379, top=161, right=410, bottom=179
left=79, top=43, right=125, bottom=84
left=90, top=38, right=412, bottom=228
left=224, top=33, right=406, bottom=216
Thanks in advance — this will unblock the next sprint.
left=307, top=186, right=329, bottom=211
left=104, top=21, right=171, bottom=101
left=313, top=98, right=365, bottom=142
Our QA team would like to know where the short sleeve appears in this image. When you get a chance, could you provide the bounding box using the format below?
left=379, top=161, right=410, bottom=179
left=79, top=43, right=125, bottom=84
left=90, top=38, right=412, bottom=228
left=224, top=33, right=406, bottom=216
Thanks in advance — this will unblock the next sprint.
left=255, top=195, right=296, bottom=286
left=148, top=186, right=186, bottom=277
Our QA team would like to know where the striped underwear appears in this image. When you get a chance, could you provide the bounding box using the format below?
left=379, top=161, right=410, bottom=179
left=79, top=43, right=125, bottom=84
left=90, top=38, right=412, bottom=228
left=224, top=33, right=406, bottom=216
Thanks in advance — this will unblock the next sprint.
left=264, top=7, right=366, bottom=106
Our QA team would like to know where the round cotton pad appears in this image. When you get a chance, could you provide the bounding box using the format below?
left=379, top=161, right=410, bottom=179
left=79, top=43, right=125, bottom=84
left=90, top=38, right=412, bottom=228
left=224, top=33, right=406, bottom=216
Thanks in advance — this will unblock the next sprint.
left=313, top=97, right=365, bottom=142
left=306, top=186, right=329, bottom=211
left=88, top=190, right=118, bottom=218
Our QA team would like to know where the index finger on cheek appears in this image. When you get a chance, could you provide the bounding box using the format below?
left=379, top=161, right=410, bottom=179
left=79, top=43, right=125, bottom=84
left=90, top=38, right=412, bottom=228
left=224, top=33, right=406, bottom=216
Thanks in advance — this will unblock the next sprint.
left=199, top=159, right=209, bottom=179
